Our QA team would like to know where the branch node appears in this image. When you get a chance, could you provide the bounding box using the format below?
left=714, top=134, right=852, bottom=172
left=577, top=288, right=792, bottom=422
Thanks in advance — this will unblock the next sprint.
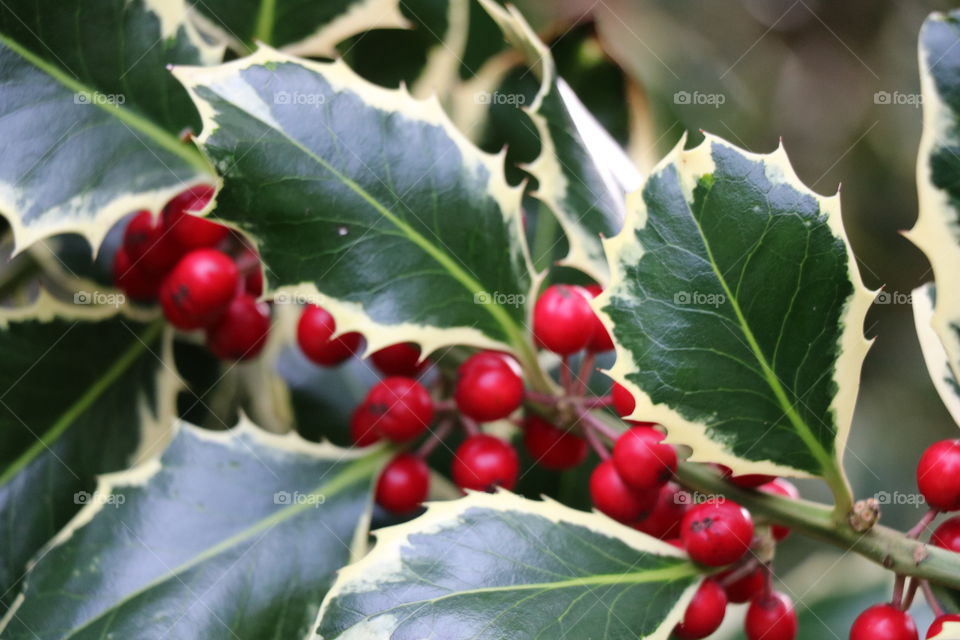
left=849, top=498, right=880, bottom=533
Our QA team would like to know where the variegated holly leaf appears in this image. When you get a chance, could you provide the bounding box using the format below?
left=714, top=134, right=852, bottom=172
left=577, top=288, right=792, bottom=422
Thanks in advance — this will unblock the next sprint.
left=189, top=0, right=406, bottom=57
left=907, top=11, right=960, bottom=425
left=315, top=492, right=700, bottom=639
left=173, top=47, right=537, bottom=363
left=913, top=283, right=960, bottom=426
left=0, top=419, right=387, bottom=638
left=0, top=294, right=172, bottom=605
left=929, top=621, right=960, bottom=640
left=0, top=0, right=219, bottom=254
left=481, top=0, right=640, bottom=284
left=596, top=134, right=873, bottom=487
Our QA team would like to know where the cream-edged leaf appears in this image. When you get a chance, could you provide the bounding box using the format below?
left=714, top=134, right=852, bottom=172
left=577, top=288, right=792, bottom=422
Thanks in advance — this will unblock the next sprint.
left=0, top=418, right=388, bottom=638
left=595, top=134, right=873, bottom=486
left=315, top=491, right=700, bottom=640
left=480, top=0, right=640, bottom=283
left=0, top=0, right=219, bottom=254
left=913, top=283, right=960, bottom=425
left=172, top=47, right=539, bottom=363
left=930, top=621, right=960, bottom=640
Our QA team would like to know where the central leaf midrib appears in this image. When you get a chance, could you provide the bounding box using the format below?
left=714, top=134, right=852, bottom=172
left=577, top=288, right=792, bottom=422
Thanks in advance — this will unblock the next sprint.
left=61, top=447, right=386, bottom=639
left=689, top=179, right=834, bottom=474
left=0, top=33, right=210, bottom=174
left=230, top=90, right=526, bottom=348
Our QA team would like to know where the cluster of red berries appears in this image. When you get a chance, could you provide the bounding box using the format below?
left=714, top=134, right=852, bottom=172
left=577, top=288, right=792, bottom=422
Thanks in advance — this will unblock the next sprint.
left=112, top=186, right=269, bottom=360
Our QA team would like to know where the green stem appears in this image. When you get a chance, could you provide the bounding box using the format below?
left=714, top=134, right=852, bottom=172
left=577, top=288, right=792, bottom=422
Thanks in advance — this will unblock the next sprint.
left=675, top=462, right=960, bottom=590
left=530, top=202, right=559, bottom=272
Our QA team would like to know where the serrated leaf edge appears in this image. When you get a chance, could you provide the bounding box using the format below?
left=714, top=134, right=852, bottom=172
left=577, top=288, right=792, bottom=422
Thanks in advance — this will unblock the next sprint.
left=594, top=133, right=874, bottom=479
left=912, top=283, right=960, bottom=426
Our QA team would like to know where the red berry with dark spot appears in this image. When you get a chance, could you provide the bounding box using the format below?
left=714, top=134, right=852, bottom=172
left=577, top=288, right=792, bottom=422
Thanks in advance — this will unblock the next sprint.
left=721, top=566, right=767, bottom=604
left=452, top=434, right=518, bottom=492
left=611, top=381, right=636, bottom=417
left=730, top=474, right=776, bottom=488
left=680, top=499, right=754, bottom=567
left=918, top=440, right=960, bottom=511
left=583, top=284, right=614, bottom=352
left=931, top=515, right=960, bottom=553
left=850, top=604, right=918, bottom=640
left=759, top=478, right=799, bottom=541
left=533, top=284, right=596, bottom=355
left=296, top=304, right=364, bottom=366
left=375, top=453, right=429, bottom=514
left=162, top=184, right=228, bottom=249
left=349, top=404, right=382, bottom=447
left=522, top=415, right=587, bottom=470
left=370, top=343, right=426, bottom=377
left=455, top=351, right=524, bottom=422
left=928, top=614, right=960, bottom=639
left=205, top=294, right=270, bottom=360
left=633, top=481, right=688, bottom=539
left=159, top=249, right=239, bottom=329
left=612, top=425, right=677, bottom=491
left=745, top=591, right=797, bottom=640
left=673, top=579, right=727, bottom=639
left=589, top=458, right=657, bottom=523
left=124, top=209, right=186, bottom=275
left=364, top=377, right=434, bottom=442
left=113, top=246, right=158, bottom=301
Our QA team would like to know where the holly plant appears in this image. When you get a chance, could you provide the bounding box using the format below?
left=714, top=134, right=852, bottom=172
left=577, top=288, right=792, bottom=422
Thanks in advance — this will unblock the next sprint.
left=2, top=1, right=960, bottom=639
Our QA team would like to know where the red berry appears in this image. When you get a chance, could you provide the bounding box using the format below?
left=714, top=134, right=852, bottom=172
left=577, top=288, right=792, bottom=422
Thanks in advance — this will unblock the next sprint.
left=532, top=284, right=595, bottom=355
left=124, top=209, right=186, bottom=275
left=159, top=249, right=239, bottom=329
left=721, top=566, right=767, bottom=604
left=918, top=440, right=960, bottom=511
left=349, top=404, right=382, bottom=447
left=745, top=591, right=797, bottom=640
left=850, top=604, right=918, bottom=640
left=375, top=454, right=429, bottom=514
left=296, top=304, right=364, bottom=366
left=113, top=246, right=158, bottom=301
left=928, top=614, right=960, bottom=639
left=611, top=381, right=636, bottom=417
left=205, top=294, right=270, bottom=360
left=633, top=481, right=688, bottom=539
left=364, top=377, right=434, bottom=442
left=730, top=474, right=776, bottom=488
left=583, top=284, right=614, bottom=352
left=458, top=351, right=518, bottom=377
left=680, top=500, right=754, bottom=567
left=454, top=352, right=524, bottom=422
left=235, top=246, right=264, bottom=296
left=612, top=426, right=677, bottom=491
left=522, top=415, right=587, bottom=470
left=674, top=579, right=727, bottom=639
left=759, top=479, right=799, bottom=541
left=589, top=458, right=657, bottom=523
left=931, top=515, right=960, bottom=553
left=162, top=185, right=228, bottom=250
left=452, top=434, right=519, bottom=492
left=370, top=343, right=425, bottom=377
